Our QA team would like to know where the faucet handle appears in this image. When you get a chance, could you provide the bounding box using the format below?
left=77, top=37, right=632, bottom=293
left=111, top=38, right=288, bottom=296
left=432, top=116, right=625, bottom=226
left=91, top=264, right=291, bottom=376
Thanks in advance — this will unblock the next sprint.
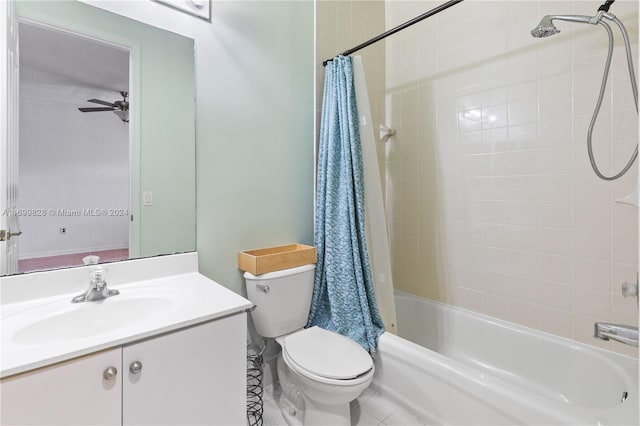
left=90, top=266, right=107, bottom=288
left=621, top=274, right=639, bottom=307
left=622, top=281, right=638, bottom=298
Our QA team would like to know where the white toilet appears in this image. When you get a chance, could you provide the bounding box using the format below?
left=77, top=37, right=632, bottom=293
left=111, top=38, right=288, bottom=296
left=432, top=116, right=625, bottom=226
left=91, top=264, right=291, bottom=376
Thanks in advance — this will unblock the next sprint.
left=245, top=264, right=374, bottom=426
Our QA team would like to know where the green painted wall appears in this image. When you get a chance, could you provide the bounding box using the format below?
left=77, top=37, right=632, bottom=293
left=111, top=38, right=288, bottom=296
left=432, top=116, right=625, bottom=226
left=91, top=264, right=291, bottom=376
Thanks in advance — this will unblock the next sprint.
left=195, top=1, right=315, bottom=294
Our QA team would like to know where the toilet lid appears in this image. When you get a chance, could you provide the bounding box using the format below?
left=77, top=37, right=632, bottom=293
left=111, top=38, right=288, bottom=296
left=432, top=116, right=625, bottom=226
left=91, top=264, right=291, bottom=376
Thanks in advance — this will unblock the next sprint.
left=284, top=326, right=373, bottom=380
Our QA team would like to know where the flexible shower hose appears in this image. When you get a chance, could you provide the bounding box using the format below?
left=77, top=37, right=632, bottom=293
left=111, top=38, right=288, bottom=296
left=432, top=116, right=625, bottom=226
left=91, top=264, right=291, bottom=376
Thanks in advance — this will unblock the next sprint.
left=588, top=14, right=638, bottom=181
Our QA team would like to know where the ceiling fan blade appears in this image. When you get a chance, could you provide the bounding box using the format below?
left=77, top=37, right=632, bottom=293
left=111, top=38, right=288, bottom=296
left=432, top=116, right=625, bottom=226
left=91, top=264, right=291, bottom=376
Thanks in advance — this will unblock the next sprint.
left=78, top=107, right=115, bottom=112
left=87, top=99, right=117, bottom=107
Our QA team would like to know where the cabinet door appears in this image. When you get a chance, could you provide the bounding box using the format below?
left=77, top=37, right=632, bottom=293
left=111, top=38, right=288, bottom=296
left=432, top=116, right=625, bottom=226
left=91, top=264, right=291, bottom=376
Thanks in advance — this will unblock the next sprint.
left=123, top=313, right=247, bottom=426
left=0, top=348, right=122, bottom=426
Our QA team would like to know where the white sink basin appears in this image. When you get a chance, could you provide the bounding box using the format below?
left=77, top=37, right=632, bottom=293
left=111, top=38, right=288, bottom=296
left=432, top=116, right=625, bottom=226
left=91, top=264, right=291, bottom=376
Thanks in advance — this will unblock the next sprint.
left=12, top=296, right=174, bottom=345
left=5, top=287, right=186, bottom=346
left=1, top=263, right=254, bottom=378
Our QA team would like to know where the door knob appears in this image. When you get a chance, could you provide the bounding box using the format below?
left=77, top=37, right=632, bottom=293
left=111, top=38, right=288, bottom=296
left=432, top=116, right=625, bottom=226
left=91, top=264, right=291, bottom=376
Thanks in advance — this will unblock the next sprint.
left=0, top=229, right=22, bottom=242
left=129, top=361, right=143, bottom=375
left=103, top=366, right=118, bottom=380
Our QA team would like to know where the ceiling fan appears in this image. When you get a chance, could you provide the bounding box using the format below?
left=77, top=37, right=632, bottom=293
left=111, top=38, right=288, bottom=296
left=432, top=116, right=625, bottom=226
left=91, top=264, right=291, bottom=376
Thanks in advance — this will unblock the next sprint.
left=78, top=91, right=129, bottom=123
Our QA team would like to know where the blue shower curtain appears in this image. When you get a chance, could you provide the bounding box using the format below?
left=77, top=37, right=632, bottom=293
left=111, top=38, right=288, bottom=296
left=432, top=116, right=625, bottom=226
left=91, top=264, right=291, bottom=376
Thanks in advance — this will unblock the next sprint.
left=307, top=56, right=385, bottom=356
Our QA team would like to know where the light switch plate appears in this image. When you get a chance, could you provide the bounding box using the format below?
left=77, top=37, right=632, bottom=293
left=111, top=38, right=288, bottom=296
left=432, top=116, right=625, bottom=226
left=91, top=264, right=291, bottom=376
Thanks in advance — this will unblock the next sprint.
left=143, top=191, right=154, bottom=206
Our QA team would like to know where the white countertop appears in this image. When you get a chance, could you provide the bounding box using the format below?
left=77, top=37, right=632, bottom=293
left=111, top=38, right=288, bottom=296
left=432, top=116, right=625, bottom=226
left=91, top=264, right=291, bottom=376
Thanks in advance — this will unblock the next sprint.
left=0, top=254, right=252, bottom=378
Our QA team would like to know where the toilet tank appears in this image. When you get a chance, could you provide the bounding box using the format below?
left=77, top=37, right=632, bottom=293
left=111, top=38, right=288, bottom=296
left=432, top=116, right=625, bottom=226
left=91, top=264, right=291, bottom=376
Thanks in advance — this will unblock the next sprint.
left=244, top=264, right=315, bottom=338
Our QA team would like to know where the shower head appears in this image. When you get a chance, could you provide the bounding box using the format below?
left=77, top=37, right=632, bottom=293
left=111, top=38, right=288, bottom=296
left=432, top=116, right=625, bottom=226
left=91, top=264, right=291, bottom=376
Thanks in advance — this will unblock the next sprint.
left=531, top=16, right=561, bottom=38
left=530, top=14, right=599, bottom=38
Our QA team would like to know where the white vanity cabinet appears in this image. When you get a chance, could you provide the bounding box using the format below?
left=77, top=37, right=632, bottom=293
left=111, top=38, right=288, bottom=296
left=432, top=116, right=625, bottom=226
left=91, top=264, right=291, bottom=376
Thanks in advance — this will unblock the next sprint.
left=0, top=348, right=122, bottom=425
left=1, top=314, right=247, bottom=426
left=122, top=313, right=246, bottom=425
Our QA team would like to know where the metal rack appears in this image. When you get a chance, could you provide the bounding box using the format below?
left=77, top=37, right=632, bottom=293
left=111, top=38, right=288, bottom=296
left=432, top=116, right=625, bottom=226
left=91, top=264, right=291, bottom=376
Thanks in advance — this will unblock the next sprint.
left=247, top=341, right=266, bottom=426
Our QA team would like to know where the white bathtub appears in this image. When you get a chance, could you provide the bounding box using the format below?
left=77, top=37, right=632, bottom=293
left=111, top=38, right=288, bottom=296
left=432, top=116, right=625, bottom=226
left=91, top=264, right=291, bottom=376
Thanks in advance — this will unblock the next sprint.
left=371, top=291, right=638, bottom=425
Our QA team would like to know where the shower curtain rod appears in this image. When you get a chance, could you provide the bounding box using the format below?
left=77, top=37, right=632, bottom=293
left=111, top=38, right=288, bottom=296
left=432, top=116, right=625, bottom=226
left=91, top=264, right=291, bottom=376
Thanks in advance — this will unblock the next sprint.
left=322, top=0, right=464, bottom=67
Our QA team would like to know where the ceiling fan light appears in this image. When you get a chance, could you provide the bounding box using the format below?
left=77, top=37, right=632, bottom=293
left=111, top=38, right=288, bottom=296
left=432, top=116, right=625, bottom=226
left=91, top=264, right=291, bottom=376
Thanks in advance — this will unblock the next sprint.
left=113, top=110, right=129, bottom=123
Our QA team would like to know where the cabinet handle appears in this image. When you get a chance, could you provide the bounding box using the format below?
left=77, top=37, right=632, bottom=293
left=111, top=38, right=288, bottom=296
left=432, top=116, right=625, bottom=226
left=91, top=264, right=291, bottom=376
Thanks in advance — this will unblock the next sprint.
left=103, top=366, right=118, bottom=380
left=129, top=361, right=143, bottom=375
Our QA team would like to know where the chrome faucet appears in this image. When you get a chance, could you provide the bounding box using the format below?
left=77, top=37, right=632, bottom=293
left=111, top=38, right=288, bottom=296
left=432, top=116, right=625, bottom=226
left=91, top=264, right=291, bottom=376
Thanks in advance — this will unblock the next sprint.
left=71, top=266, right=119, bottom=303
left=594, top=323, right=638, bottom=347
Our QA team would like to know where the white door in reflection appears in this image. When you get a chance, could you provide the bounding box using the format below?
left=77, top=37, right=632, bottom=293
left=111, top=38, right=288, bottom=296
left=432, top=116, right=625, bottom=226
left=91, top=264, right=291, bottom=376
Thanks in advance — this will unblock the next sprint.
left=0, top=0, right=20, bottom=275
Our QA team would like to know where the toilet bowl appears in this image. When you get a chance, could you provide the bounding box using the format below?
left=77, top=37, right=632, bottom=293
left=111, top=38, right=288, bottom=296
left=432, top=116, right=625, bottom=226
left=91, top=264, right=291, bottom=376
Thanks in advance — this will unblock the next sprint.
left=277, top=326, right=374, bottom=425
left=244, top=265, right=375, bottom=425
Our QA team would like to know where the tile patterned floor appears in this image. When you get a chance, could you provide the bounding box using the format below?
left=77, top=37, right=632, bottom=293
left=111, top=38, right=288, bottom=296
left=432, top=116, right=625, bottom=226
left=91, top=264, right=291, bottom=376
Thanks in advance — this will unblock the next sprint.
left=262, top=385, right=429, bottom=426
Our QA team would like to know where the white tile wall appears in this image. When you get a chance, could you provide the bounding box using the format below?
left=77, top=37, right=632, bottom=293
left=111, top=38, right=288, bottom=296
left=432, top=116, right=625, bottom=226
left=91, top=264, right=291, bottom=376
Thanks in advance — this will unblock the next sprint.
left=316, top=0, right=387, bottom=187
left=316, top=0, right=638, bottom=357
left=385, top=0, right=639, bottom=356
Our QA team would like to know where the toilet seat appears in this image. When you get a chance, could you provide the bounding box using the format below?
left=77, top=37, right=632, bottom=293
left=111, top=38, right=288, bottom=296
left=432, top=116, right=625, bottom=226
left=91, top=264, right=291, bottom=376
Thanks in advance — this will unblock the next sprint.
left=283, top=348, right=375, bottom=387
left=283, top=326, right=373, bottom=381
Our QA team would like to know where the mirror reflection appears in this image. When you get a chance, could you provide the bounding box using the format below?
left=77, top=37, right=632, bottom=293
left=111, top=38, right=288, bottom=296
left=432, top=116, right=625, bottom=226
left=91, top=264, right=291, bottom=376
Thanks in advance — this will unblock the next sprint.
left=19, top=23, right=131, bottom=273
left=2, top=0, right=196, bottom=276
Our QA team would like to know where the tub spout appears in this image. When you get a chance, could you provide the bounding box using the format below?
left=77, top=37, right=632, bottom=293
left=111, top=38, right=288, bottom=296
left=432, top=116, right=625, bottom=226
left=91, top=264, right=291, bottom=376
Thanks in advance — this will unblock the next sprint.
left=594, top=322, right=638, bottom=347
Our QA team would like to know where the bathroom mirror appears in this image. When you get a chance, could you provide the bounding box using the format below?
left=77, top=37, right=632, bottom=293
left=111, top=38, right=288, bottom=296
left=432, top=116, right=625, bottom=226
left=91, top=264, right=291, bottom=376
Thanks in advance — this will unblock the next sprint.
left=1, top=0, right=196, bottom=276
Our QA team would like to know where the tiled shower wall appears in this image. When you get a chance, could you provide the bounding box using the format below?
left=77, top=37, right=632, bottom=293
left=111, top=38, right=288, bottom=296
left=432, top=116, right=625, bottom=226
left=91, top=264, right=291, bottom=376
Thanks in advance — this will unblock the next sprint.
left=316, top=0, right=638, bottom=357
left=385, top=0, right=638, bottom=356
left=316, top=1, right=387, bottom=184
